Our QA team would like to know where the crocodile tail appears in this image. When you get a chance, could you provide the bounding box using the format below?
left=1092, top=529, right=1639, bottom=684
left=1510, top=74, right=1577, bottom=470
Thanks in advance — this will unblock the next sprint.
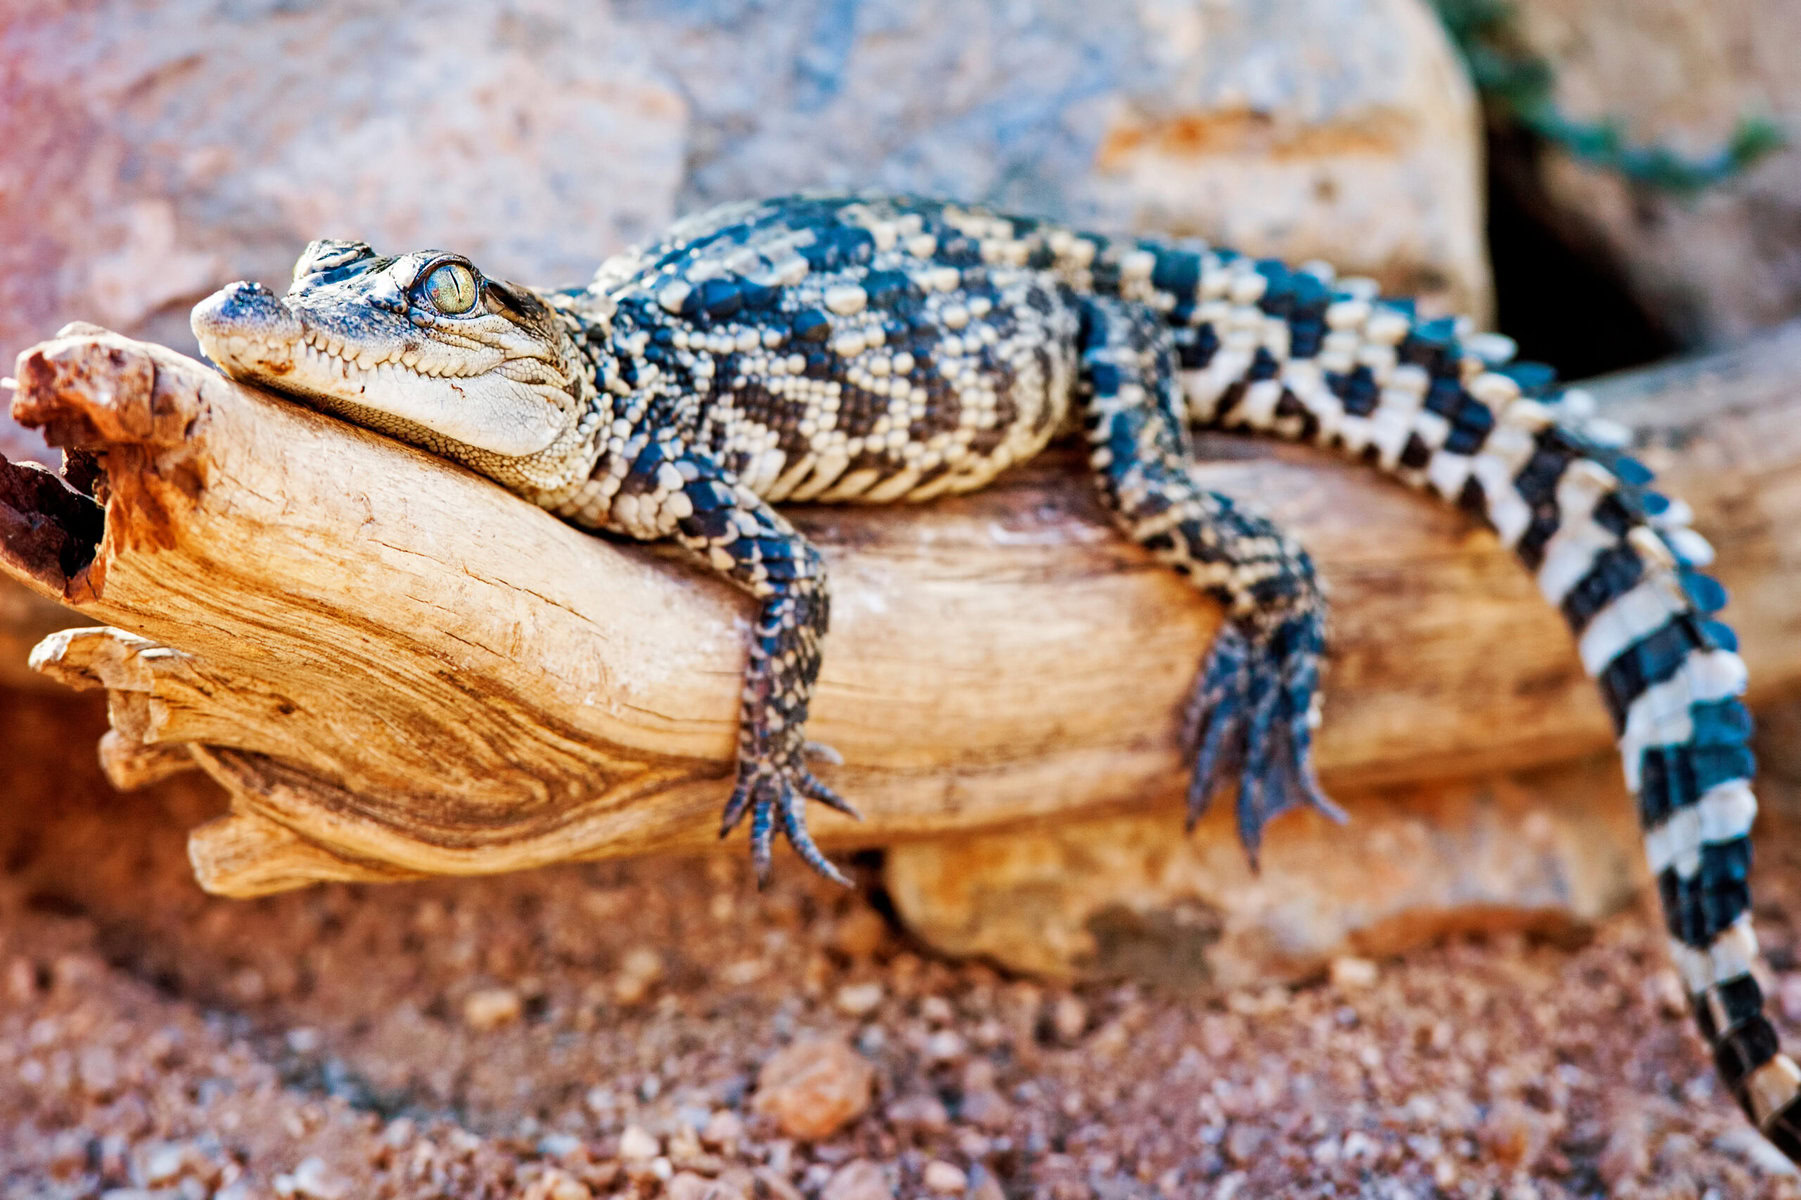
left=1119, top=239, right=1801, bottom=1160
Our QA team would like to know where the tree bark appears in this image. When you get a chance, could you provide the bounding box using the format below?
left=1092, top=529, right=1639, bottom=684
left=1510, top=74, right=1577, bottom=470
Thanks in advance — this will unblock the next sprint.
left=3, top=323, right=1799, bottom=896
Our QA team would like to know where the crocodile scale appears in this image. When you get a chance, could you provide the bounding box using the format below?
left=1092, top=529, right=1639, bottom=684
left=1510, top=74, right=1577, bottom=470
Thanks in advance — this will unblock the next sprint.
left=190, top=192, right=1801, bottom=1158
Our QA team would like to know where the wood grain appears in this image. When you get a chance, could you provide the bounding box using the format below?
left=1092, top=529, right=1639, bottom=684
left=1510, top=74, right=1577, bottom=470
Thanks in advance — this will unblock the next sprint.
left=3, top=323, right=1799, bottom=895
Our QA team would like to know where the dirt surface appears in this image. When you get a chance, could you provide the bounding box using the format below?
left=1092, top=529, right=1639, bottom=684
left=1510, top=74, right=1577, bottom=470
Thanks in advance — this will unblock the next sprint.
left=4, top=689, right=1801, bottom=1199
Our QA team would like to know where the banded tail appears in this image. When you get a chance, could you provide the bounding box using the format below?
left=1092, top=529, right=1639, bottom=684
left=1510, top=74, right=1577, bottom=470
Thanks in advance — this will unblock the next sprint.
left=1104, top=236, right=1801, bottom=1158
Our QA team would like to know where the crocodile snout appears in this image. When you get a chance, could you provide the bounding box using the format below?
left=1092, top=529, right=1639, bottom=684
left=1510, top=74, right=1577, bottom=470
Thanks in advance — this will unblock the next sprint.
left=191, top=281, right=304, bottom=376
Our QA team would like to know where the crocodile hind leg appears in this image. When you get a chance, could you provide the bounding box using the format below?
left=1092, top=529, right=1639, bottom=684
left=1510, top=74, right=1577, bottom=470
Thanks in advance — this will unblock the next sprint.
left=1076, top=294, right=1344, bottom=863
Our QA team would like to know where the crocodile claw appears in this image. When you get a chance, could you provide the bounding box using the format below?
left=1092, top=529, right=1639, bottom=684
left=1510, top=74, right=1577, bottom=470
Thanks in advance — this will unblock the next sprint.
left=1183, top=614, right=1344, bottom=869
left=722, top=758, right=860, bottom=888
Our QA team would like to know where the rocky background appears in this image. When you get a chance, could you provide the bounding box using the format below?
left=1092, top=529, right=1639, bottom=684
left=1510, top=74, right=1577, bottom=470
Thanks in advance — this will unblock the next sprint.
left=4, top=0, right=1801, bottom=1196
left=0, top=0, right=1490, bottom=462
left=1508, top=0, right=1801, bottom=346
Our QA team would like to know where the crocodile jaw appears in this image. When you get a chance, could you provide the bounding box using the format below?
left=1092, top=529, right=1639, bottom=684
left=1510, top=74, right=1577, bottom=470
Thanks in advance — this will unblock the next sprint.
left=192, top=280, right=568, bottom=459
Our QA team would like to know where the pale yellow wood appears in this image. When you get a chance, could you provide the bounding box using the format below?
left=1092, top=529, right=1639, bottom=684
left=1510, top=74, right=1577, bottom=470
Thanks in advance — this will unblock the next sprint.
left=185, top=803, right=428, bottom=896
left=97, top=729, right=197, bottom=791
left=2, top=325, right=1799, bottom=896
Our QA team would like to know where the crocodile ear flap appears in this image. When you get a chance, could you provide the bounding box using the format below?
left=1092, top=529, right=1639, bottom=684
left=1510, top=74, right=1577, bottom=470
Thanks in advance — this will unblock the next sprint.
left=483, top=278, right=551, bottom=323
left=290, top=239, right=379, bottom=286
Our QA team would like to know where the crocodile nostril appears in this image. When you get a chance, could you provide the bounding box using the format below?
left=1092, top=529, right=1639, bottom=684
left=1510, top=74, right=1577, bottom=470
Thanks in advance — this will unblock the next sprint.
left=191, top=279, right=303, bottom=356
left=217, top=280, right=283, bottom=319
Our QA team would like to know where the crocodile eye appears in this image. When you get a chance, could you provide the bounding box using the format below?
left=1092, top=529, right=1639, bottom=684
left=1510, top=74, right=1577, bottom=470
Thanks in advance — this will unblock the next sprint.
left=422, top=262, right=478, bottom=315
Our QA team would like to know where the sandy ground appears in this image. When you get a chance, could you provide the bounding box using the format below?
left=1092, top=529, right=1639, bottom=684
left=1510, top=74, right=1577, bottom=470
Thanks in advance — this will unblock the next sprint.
left=4, top=688, right=1801, bottom=1199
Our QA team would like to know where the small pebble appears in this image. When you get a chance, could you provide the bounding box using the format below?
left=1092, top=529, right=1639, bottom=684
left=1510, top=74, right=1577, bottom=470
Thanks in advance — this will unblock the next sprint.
left=753, top=1037, right=875, bottom=1140
left=1329, top=956, right=1378, bottom=989
left=834, top=982, right=885, bottom=1016
left=4, top=957, right=36, bottom=1004
left=667, top=1170, right=745, bottom=1200
left=1051, top=995, right=1087, bottom=1043
left=921, top=1160, right=967, bottom=1194
left=521, top=1168, right=592, bottom=1200
left=832, top=908, right=888, bottom=958
left=619, top=1125, right=661, bottom=1161
left=754, top=1166, right=806, bottom=1200
left=1716, top=1125, right=1801, bottom=1176
left=1649, top=969, right=1688, bottom=1018
left=1598, top=1112, right=1650, bottom=1188
left=286, top=1157, right=351, bottom=1200
left=1199, top=1014, right=1237, bottom=1059
left=77, top=1046, right=120, bottom=1097
left=701, top=1109, right=746, bottom=1149
left=821, top=1159, right=894, bottom=1200
left=462, top=986, right=523, bottom=1031
left=612, top=974, right=653, bottom=1007
left=621, top=946, right=664, bottom=980
left=886, top=1092, right=951, bottom=1134
left=1225, top=1123, right=1266, bottom=1166
left=958, top=1089, right=1012, bottom=1132
left=612, top=946, right=665, bottom=1006
left=138, top=1142, right=186, bottom=1186
left=924, top=1030, right=967, bottom=1062
left=1480, top=1100, right=1544, bottom=1168
left=536, top=1133, right=582, bottom=1158
left=45, top=1131, right=88, bottom=1179
left=966, top=1164, right=1005, bottom=1200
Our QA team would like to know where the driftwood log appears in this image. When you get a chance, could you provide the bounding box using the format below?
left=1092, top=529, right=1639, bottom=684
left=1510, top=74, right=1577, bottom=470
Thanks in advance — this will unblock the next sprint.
left=2, top=324, right=1799, bottom=899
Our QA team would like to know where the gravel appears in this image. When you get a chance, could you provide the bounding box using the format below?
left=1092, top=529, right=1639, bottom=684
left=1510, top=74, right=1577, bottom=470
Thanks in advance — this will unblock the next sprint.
left=5, top=690, right=1801, bottom=1198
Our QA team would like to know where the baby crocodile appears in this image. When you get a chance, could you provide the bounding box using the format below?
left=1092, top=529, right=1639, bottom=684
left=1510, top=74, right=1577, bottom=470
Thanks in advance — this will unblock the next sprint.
left=191, top=193, right=1800, bottom=1158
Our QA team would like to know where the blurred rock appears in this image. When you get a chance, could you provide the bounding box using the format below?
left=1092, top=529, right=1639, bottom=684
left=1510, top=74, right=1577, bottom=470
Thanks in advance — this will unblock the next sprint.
left=618, top=1125, right=661, bottom=1161
left=885, top=753, right=1644, bottom=986
left=822, top=1160, right=895, bottom=1200
left=1510, top=0, right=1801, bottom=346
left=884, top=1092, right=951, bottom=1136
left=752, top=1037, right=875, bottom=1141
left=668, top=1171, right=745, bottom=1200
left=0, top=2, right=687, bottom=466
left=521, top=1169, right=593, bottom=1200
left=460, top=986, right=524, bottom=1031
left=921, top=1160, right=968, bottom=1195
left=277, top=1157, right=353, bottom=1200
left=833, top=981, right=885, bottom=1017
left=0, top=0, right=1488, bottom=464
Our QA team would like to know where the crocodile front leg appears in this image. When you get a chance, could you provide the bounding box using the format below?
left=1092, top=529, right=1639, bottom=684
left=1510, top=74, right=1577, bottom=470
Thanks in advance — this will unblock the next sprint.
left=641, top=449, right=856, bottom=885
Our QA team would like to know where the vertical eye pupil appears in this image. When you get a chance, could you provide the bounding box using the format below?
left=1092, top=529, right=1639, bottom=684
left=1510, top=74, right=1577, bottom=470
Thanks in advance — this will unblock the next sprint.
left=424, top=263, right=478, bottom=314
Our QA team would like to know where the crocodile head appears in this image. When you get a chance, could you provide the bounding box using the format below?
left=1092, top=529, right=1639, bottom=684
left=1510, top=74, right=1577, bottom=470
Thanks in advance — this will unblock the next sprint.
left=192, top=240, right=597, bottom=487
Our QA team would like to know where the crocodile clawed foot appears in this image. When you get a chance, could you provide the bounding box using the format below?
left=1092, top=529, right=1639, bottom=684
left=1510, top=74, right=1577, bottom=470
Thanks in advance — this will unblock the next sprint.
left=722, top=756, right=860, bottom=889
left=1183, top=615, right=1343, bottom=869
